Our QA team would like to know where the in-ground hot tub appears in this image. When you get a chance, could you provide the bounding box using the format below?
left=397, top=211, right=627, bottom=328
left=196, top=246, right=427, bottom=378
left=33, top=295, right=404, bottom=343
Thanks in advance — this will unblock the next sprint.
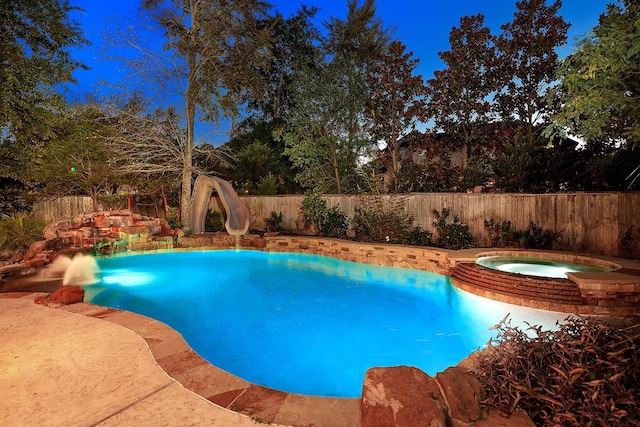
left=476, top=251, right=619, bottom=279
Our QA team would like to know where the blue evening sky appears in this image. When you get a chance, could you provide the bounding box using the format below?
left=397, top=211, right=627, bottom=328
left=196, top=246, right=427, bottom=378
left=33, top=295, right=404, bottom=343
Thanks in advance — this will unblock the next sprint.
left=66, top=0, right=612, bottom=144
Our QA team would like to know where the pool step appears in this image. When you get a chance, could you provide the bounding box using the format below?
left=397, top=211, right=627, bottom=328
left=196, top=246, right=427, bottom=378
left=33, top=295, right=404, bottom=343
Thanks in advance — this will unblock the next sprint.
left=450, top=263, right=584, bottom=305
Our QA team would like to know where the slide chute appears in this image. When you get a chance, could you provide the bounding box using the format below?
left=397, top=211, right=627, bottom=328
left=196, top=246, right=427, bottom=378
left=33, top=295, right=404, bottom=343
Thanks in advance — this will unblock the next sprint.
left=190, top=175, right=250, bottom=235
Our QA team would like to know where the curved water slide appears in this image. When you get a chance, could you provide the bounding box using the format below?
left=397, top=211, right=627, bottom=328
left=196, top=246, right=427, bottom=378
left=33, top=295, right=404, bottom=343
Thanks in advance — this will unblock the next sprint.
left=190, top=175, right=250, bottom=235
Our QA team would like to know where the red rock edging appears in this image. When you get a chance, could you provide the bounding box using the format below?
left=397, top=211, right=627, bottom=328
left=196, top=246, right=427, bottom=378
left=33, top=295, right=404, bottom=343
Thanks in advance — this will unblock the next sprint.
left=360, top=365, right=534, bottom=427
left=34, top=285, right=84, bottom=307
left=23, top=210, right=177, bottom=267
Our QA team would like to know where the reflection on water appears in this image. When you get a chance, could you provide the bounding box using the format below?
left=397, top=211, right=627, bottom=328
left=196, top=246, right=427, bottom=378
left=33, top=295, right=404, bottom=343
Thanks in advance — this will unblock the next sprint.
left=85, top=250, right=568, bottom=397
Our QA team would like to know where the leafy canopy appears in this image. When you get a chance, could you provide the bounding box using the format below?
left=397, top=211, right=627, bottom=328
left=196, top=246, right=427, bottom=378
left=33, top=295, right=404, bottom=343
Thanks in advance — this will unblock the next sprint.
left=0, top=0, right=87, bottom=142
left=550, top=0, right=640, bottom=149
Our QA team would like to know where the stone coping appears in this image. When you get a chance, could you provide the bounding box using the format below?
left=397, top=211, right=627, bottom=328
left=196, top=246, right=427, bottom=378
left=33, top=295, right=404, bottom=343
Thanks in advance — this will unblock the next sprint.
left=1, top=292, right=359, bottom=427
left=87, top=235, right=640, bottom=315
left=474, top=249, right=623, bottom=270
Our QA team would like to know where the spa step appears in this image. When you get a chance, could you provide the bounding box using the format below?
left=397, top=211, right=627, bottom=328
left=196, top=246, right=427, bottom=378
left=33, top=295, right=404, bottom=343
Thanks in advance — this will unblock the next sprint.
left=451, top=263, right=582, bottom=302
left=450, top=263, right=584, bottom=305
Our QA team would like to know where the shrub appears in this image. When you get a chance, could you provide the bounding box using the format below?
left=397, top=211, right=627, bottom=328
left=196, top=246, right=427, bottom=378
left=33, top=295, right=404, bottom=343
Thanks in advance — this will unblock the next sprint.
left=0, top=212, right=46, bottom=254
left=322, top=206, right=349, bottom=239
left=431, top=208, right=474, bottom=249
left=351, top=207, right=413, bottom=243
left=407, top=226, right=433, bottom=247
left=484, top=217, right=514, bottom=248
left=265, top=211, right=283, bottom=232
left=514, top=221, right=561, bottom=250
left=205, top=210, right=225, bottom=232
left=299, top=187, right=348, bottom=238
left=165, top=206, right=181, bottom=229
left=474, top=316, right=640, bottom=426
left=97, top=193, right=128, bottom=210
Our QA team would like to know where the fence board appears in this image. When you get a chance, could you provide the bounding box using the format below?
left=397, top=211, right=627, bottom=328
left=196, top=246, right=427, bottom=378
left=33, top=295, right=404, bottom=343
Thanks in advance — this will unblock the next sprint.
left=31, top=192, right=640, bottom=257
left=240, top=192, right=639, bottom=257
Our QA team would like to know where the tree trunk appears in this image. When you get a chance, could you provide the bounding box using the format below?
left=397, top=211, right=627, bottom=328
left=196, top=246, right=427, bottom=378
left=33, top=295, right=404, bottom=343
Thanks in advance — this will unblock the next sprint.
left=389, top=148, right=400, bottom=193
left=332, top=150, right=342, bottom=194
left=181, top=1, right=198, bottom=231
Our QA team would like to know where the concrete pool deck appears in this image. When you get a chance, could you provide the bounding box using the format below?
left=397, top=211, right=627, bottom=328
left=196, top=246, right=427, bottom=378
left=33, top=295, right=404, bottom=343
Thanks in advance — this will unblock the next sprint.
left=0, top=292, right=360, bottom=426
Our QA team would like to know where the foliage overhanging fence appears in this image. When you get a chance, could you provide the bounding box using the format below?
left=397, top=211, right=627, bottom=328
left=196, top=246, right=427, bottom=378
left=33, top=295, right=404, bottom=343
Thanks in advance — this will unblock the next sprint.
left=32, top=192, right=640, bottom=258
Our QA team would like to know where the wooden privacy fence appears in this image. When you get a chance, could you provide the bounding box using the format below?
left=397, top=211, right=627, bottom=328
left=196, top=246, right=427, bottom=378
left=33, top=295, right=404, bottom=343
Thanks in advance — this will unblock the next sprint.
left=32, top=192, right=640, bottom=258
left=32, top=196, right=97, bottom=223
left=237, top=192, right=640, bottom=258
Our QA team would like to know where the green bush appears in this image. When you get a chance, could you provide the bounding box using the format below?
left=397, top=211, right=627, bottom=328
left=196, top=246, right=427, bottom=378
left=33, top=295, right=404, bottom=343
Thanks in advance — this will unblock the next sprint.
left=323, top=206, right=349, bottom=239
left=265, top=211, right=283, bottom=232
left=351, top=207, right=413, bottom=243
left=206, top=210, right=225, bottom=232
left=431, top=208, right=474, bottom=249
left=97, top=193, right=128, bottom=210
left=474, top=316, right=640, bottom=426
left=514, top=221, right=561, bottom=250
left=484, top=217, right=514, bottom=247
left=407, top=226, right=433, bottom=247
left=300, top=187, right=348, bottom=238
left=165, top=206, right=181, bottom=229
left=0, top=212, right=46, bottom=254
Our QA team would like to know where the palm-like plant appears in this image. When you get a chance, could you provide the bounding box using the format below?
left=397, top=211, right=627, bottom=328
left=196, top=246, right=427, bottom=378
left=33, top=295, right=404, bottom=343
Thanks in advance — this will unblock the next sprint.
left=0, top=212, right=46, bottom=254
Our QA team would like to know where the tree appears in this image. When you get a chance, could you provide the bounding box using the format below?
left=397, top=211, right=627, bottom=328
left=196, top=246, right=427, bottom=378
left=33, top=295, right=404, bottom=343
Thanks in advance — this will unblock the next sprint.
left=365, top=41, right=428, bottom=192
left=227, top=7, right=321, bottom=194
left=232, top=140, right=279, bottom=194
left=278, top=61, right=363, bottom=193
left=249, top=6, right=321, bottom=122
left=0, top=0, right=87, bottom=178
left=549, top=0, right=640, bottom=150
left=33, top=104, right=119, bottom=210
left=126, top=0, right=273, bottom=230
left=278, top=0, right=388, bottom=193
left=324, top=0, right=389, bottom=147
left=426, top=14, right=496, bottom=167
left=107, top=95, right=232, bottom=194
left=494, top=0, right=569, bottom=140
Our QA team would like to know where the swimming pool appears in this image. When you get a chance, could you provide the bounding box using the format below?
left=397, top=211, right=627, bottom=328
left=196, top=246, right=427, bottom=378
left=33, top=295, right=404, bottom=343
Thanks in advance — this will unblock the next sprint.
left=84, top=250, right=566, bottom=398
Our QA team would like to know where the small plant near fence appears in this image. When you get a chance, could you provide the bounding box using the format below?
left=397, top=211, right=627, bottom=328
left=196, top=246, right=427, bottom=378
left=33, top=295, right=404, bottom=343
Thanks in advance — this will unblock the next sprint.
left=515, top=221, right=561, bottom=250
left=431, top=208, right=474, bottom=249
left=206, top=210, right=225, bottom=232
left=484, top=218, right=514, bottom=248
left=351, top=195, right=414, bottom=243
left=474, top=316, right=640, bottom=426
left=265, top=211, right=284, bottom=233
left=484, top=218, right=561, bottom=250
left=619, top=225, right=639, bottom=258
left=0, top=212, right=46, bottom=259
left=299, top=187, right=348, bottom=238
left=406, top=226, right=433, bottom=247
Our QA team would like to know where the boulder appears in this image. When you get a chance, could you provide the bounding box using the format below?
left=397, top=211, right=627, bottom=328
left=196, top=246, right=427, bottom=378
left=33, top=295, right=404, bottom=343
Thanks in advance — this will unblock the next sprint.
left=361, top=366, right=448, bottom=427
left=23, top=240, right=46, bottom=261
left=436, top=366, right=482, bottom=423
left=34, top=286, right=85, bottom=307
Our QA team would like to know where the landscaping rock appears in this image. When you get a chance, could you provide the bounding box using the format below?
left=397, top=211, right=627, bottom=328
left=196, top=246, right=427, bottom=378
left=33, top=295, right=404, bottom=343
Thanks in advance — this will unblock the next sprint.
left=436, top=366, right=482, bottom=423
left=34, top=286, right=85, bottom=307
left=361, top=365, right=448, bottom=427
left=23, top=240, right=46, bottom=261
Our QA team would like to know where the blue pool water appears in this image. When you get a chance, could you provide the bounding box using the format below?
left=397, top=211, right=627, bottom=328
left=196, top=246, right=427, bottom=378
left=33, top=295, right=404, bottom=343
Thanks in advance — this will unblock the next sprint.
left=84, top=250, right=565, bottom=397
